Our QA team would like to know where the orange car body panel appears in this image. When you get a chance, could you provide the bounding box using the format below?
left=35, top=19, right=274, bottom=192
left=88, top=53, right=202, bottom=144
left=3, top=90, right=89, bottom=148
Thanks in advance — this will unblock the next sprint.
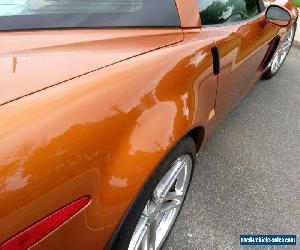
left=0, top=29, right=218, bottom=250
left=0, top=1, right=298, bottom=249
left=211, top=15, right=280, bottom=125
left=175, top=0, right=201, bottom=28
left=0, top=29, right=183, bottom=105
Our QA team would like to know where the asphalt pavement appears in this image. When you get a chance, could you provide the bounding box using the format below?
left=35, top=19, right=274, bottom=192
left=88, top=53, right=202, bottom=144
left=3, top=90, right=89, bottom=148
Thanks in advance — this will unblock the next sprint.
left=164, top=48, right=300, bottom=249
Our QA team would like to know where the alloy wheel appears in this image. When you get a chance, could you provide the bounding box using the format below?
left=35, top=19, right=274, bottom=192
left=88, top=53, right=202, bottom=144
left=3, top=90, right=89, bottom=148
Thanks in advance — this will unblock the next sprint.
left=128, top=154, right=193, bottom=250
left=269, top=26, right=295, bottom=74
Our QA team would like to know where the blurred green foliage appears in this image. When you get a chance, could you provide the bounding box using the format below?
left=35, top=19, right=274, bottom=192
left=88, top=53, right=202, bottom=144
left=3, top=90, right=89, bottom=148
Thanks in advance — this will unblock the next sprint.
left=292, top=0, right=300, bottom=7
left=201, top=0, right=259, bottom=25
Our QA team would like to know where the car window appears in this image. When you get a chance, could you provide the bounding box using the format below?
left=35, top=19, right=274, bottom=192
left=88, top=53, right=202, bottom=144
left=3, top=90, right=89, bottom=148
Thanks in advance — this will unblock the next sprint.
left=0, top=0, right=180, bottom=31
left=0, top=0, right=144, bottom=16
left=198, top=0, right=261, bottom=25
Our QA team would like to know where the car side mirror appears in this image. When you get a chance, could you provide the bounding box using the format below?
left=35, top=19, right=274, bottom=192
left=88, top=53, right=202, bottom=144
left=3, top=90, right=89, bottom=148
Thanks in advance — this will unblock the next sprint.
left=265, top=5, right=291, bottom=27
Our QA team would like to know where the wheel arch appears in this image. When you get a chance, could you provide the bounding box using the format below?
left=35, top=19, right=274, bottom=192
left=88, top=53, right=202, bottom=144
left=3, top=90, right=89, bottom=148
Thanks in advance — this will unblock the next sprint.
left=187, top=126, right=205, bottom=152
left=105, top=123, right=205, bottom=249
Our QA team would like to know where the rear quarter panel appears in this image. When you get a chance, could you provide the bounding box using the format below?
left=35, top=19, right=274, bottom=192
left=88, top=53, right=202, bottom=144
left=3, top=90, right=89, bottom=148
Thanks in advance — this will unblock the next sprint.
left=0, top=34, right=217, bottom=249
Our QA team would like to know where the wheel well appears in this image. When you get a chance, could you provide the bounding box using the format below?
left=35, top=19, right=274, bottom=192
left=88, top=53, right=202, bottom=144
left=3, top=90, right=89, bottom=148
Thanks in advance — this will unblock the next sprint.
left=187, top=126, right=205, bottom=151
left=262, top=36, right=281, bottom=70
left=262, top=21, right=297, bottom=71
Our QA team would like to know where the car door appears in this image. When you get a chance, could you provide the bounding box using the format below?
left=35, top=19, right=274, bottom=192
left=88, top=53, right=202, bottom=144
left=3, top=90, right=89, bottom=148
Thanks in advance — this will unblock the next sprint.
left=198, top=0, right=278, bottom=123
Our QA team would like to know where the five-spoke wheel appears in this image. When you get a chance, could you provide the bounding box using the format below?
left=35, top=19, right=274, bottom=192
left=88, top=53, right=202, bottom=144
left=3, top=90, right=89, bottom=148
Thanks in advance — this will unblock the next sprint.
left=128, top=155, right=192, bottom=250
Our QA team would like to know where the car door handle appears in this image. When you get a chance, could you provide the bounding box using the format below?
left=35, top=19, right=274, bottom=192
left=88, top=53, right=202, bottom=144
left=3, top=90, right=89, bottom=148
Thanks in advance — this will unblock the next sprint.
left=211, top=46, right=220, bottom=75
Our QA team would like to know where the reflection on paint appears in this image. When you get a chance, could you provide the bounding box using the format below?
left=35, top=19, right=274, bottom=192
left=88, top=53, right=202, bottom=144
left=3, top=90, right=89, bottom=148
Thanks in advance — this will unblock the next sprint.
left=129, top=102, right=177, bottom=155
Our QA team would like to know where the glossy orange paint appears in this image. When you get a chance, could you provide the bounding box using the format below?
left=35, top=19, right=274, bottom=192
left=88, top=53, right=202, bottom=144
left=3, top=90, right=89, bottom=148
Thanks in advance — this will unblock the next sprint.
left=0, top=29, right=183, bottom=105
left=0, top=29, right=216, bottom=250
left=175, top=0, right=201, bottom=28
left=208, top=14, right=279, bottom=125
left=0, top=1, right=298, bottom=249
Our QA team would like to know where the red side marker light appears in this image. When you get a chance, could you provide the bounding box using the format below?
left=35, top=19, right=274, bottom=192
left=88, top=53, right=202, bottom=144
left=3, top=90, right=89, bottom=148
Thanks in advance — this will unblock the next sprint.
left=0, top=196, right=90, bottom=250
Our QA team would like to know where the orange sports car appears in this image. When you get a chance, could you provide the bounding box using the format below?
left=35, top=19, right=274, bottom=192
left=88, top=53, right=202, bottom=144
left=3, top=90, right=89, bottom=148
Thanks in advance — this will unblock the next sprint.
left=0, top=0, right=298, bottom=249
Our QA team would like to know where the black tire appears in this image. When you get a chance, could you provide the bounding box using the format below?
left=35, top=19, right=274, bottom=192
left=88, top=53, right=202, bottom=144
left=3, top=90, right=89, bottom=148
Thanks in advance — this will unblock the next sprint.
left=110, top=136, right=196, bottom=250
left=261, top=22, right=297, bottom=80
